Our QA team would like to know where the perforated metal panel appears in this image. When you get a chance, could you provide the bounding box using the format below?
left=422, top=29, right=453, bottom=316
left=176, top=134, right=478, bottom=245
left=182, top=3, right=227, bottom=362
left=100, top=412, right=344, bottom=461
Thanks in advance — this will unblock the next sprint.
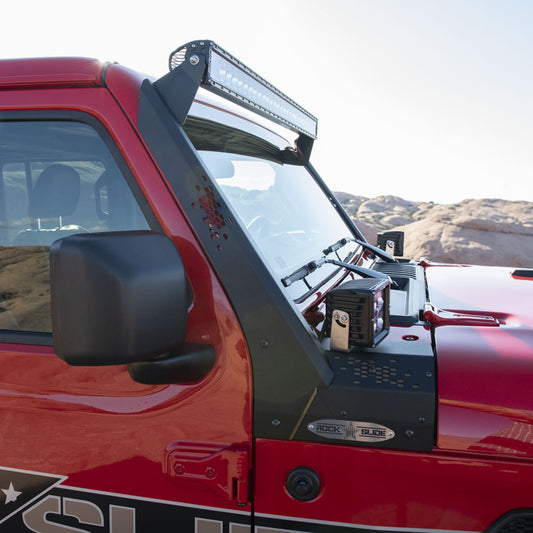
left=192, top=182, right=229, bottom=249
left=169, top=46, right=187, bottom=70
left=328, top=352, right=432, bottom=392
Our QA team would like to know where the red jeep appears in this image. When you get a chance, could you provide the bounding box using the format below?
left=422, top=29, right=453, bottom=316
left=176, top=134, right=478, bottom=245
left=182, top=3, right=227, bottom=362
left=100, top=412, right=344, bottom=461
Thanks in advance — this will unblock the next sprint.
left=0, top=40, right=531, bottom=532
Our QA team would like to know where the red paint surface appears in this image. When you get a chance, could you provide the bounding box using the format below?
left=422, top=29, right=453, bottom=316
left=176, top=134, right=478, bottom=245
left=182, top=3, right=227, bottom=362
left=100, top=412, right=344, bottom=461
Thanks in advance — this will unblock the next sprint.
left=426, top=265, right=533, bottom=458
left=255, top=438, right=533, bottom=531
left=0, top=57, right=104, bottom=88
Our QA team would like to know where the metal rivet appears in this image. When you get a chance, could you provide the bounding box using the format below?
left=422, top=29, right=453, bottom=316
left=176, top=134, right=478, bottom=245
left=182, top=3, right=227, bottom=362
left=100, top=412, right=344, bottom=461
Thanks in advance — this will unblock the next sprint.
left=189, top=55, right=200, bottom=66
left=272, top=419, right=281, bottom=428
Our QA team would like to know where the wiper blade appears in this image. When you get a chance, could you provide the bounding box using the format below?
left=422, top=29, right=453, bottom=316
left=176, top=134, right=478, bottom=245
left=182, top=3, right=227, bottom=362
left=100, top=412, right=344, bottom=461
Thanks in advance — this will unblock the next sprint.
left=322, top=237, right=351, bottom=256
left=281, top=258, right=326, bottom=287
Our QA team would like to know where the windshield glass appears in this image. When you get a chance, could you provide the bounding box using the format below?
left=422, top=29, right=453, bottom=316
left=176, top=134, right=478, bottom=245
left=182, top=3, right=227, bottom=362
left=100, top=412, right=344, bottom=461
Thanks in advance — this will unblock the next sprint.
left=185, top=118, right=357, bottom=300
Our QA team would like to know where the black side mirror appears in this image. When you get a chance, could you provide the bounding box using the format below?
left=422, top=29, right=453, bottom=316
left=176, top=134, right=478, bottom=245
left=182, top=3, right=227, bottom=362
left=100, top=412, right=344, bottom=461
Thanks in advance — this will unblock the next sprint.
left=50, top=231, right=188, bottom=366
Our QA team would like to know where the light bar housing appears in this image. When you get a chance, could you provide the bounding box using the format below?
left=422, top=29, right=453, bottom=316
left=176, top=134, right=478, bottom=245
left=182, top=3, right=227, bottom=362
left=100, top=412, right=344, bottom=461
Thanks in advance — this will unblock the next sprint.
left=168, top=40, right=318, bottom=140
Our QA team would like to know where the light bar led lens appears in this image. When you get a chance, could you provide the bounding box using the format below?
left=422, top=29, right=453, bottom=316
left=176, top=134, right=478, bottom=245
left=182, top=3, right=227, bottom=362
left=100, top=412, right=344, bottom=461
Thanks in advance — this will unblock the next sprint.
left=206, top=45, right=317, bottom=139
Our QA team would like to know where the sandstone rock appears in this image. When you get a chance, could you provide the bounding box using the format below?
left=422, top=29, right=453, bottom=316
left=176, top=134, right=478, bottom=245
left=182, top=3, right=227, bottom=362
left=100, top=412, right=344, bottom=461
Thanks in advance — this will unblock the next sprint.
left=337, top=194, right=533, bottom=268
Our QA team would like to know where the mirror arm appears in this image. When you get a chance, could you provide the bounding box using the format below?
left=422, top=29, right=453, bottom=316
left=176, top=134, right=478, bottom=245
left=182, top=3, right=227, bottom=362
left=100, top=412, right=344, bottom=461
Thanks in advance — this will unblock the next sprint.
left=128, top=343, right=216, bottom=385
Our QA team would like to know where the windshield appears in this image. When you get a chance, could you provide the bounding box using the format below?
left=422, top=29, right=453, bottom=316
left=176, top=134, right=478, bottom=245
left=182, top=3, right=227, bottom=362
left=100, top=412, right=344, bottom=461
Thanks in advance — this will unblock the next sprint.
left=185, top=118, right=357, bottom=300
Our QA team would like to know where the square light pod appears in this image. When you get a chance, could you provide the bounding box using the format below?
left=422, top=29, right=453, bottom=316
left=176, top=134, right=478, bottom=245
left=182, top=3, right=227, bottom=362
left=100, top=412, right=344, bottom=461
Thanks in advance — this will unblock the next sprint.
left=326, top=278, right=390, bottom=351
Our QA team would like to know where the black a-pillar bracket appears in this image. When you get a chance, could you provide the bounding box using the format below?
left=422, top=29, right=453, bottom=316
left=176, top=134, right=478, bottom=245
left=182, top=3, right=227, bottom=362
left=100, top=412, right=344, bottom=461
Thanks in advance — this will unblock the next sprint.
left=154, top=48, right=207, bottom=125
left=296, top=134, right=315, bottom=165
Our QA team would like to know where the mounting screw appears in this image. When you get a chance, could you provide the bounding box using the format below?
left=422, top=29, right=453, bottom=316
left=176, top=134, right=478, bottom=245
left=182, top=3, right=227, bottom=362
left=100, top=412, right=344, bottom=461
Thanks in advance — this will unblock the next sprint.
left=205, top=467, right=216, bottom=479
left=418, top=417, right=426, bottom=424
left=174, top=463, right=185, bottom=475
left=340, top=410, right=348, bottom=417
left=272, top=419, right=281, bottom=428
left=405, top=430, right=415, bottom=438
left=259, top=339, right=269, bottom=348
left=426, top=372, right=433, bottom=378
left=189, top=55, right=200, bottom=66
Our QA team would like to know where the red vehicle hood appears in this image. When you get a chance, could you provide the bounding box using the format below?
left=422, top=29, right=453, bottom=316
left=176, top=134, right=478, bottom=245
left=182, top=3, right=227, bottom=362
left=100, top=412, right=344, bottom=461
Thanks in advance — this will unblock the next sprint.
left=425, top=263, right=533, bottom=458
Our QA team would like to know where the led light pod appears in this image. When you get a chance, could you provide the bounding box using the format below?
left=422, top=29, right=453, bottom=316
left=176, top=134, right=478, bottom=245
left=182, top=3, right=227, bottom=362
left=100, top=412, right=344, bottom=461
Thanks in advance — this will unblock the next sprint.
left=326, top=278, right=391, bottom=351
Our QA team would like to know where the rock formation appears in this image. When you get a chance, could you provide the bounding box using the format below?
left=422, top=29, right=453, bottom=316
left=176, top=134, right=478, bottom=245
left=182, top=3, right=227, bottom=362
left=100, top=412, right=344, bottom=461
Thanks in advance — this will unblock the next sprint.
left=336, top=193, right=533, bottom=268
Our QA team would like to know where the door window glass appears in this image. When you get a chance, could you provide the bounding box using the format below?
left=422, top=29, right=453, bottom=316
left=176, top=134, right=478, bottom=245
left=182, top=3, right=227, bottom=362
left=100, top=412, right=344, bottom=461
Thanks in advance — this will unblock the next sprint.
left=0, top=120, right=150, bottom=334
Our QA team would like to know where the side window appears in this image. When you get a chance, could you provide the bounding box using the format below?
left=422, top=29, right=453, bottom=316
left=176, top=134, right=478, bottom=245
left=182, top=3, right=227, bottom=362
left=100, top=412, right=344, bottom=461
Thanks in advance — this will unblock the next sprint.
left=0, top=120, right=150, bottom=335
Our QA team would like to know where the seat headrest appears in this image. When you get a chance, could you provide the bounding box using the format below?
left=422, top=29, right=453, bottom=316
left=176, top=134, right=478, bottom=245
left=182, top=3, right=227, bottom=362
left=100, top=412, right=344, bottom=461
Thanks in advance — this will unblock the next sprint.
left=29, top=164, right=81, bottom=219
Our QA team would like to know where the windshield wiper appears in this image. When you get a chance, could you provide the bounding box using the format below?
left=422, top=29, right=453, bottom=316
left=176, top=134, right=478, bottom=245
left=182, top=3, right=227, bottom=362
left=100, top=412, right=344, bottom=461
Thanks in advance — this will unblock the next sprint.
left=323, top=237, right=397, bottom=264
left=281, top=256, right=398, bottom=288
left=281, top=258, right=327, bottom=287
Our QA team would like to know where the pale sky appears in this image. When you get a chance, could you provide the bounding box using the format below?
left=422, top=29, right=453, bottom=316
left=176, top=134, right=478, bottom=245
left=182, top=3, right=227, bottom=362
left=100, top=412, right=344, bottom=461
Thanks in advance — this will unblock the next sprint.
left=3, top=0, right=533, bottom=204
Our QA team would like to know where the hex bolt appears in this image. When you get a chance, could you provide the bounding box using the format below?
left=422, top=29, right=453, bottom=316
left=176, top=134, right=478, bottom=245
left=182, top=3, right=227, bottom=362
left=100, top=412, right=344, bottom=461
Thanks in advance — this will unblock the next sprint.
left=189, top=55, right=200, bottom=66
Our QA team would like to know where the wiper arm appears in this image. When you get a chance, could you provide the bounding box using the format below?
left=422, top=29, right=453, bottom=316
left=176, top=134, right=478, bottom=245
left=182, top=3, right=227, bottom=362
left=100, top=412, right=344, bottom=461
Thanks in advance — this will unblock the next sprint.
left=281, top=256, right=398, bottom=288
left=353, top=238, right=397, bottom=263
left=323, top=237, right=397, bottom=264
left=325, top=259, right=399, bottom=288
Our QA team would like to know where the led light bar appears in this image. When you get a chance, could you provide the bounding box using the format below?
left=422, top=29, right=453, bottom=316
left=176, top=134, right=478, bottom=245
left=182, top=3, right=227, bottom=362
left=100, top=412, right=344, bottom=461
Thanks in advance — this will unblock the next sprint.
left=169, top=41, right=318, bottom=139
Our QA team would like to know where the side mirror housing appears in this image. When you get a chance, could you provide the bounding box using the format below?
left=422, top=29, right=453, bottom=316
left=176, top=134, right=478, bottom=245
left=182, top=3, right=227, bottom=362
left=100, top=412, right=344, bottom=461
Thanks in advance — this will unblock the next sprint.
left=50, top=231, right=188, bottom=366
